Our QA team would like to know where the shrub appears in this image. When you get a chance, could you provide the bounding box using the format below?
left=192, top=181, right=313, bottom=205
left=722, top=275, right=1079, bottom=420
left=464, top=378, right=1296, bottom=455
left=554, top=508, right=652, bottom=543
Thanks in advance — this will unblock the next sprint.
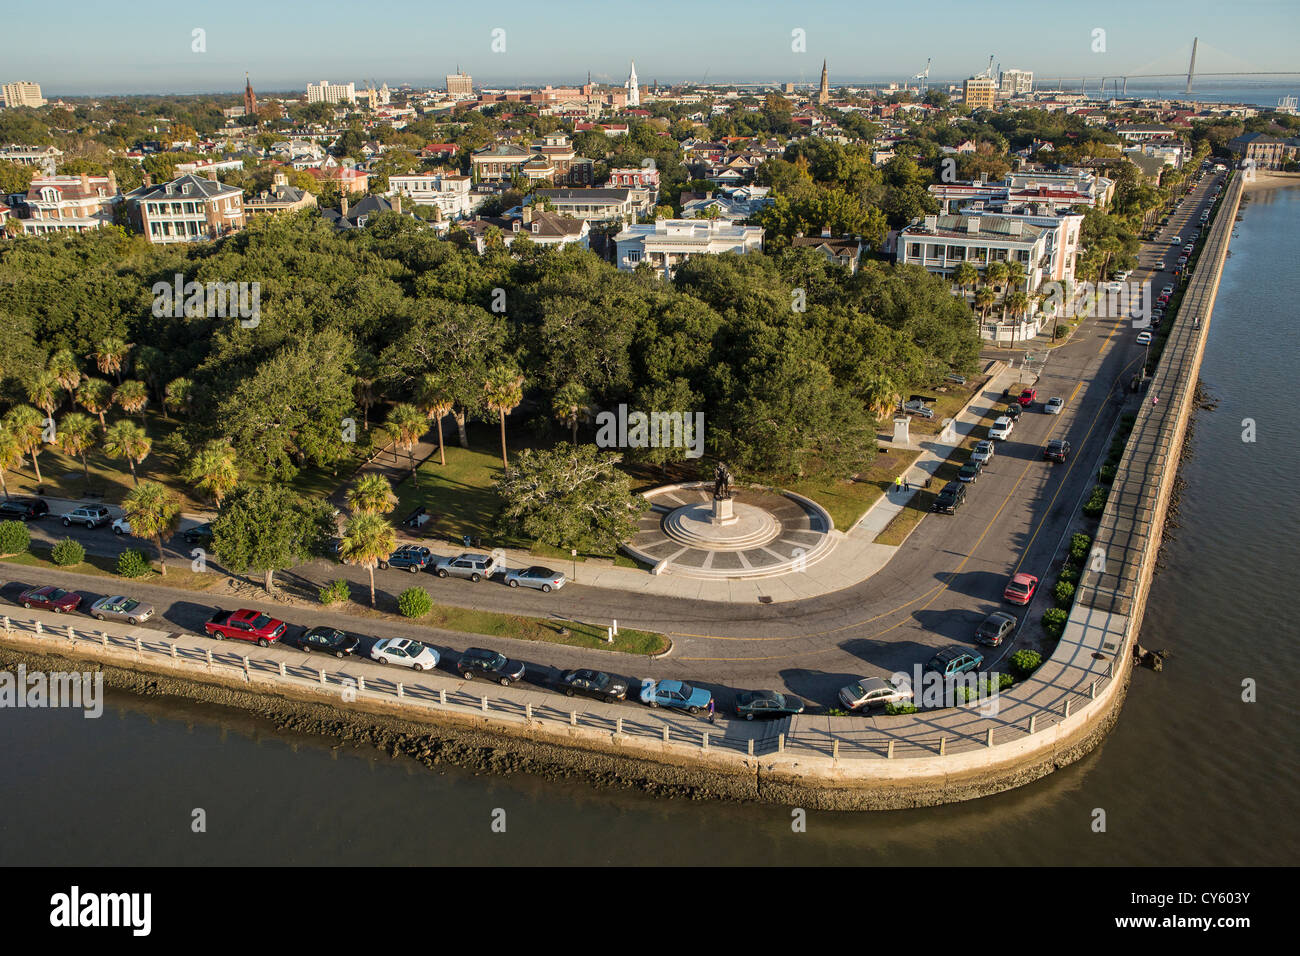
left=1082, top=485, right=1109, bottom=517
left=1010, top=650, right=1042, bottom=678
left=1043, top=608, right=1069, bottom=638
left=319, top=579, right=351, bottom=605
left=1069, top=533, right=1092, bottom=564
left=116, top=548, right=151, bottom=578
left=826, top=707, right=851, bottom=717
left=998, top=672, right=1015, bottom=690
left=1098, top=463, right=1117, bottom=485
left=0, top=520, right=30, bottom=556
left=1058, top=565, right=1080, bottom=585
left=51, top=538, right=85, bottom=567
left=1054, top=579, right=1077, bottom=608
left=397, top=586, right=432, bottom=619
left=884, top=701, right=919, bottom=715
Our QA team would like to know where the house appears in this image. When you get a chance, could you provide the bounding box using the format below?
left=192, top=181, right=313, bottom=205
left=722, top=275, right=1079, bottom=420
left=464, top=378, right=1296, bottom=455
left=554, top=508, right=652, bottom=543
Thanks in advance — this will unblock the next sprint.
left=461, top=204, right=589, bottom=253
left=791, top=232, right=864, bottom=273
left=321, top=192, right=424, bottom=230
left=470, top=143, right=533, bottom=182
left=244, top=172, right=318, bottom=215
left=303, top=165, right=369, bottom=195
left=0, top=144, right=63, bottom=174
left=613, top=218, right=764, bottom=276
left=387, top=173, right=476, bottom=219
left=16, top=173, right=122, bottom=235
left=530, top=187, right=652, bottom=223
left=126, top=173, right=245, bottom=244
left=420, top=143, right=460, bottom=161
left=679, top=184, right=773, bottom=222
left=1228, top=131, right=1300, bottom=170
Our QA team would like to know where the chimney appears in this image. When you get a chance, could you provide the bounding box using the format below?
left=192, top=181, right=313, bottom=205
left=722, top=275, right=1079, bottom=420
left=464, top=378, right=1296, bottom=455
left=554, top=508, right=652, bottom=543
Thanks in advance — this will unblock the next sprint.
left=1007, top=219, right=1023, bottom=236
left=966, top=216, right=981, bottom=234
left=107, top=170, right=118, bottom=194
left=923, top=214, right=938, bottom=232
left=340, top=193, right=349, bottom=217
left=79, top=172, right=90, bottom=191
left=821, top=227, right=832, bottom=238
left=522, top=204, right=534, bottom=224
left=392, top=193, right=402, bottom=214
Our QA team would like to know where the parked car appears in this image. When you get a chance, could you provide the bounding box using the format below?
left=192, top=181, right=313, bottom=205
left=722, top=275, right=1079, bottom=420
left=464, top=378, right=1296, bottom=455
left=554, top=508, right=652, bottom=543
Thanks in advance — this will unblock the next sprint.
left=88, top=595, right=154, bottom=625
left=503, top=566, right=567, bottom=592
left=378, top=544, right=434, bottom=573
left=204, top=608, right=286, bottom=647
left=58, top=505, right=112, bottom=529
left=1150, top=309, right=1165, bottom=322
left=1177, top=255, right=1188, bottom=267
left=735, top=689, right=805, bottom=720
left=1004, top=402, right=1023, bottom=421
left=901, top=399, right=935, bottom=419
left=458, top=647, right=526, bottom=685
left=1113, top=269, right=1132, bottom=282
left=838, top=676, right=914, bottom=712
left=639, top=678, right=712, bottom=714
left=182, top=522, right=215, bottom=546
left=971, top=440, right=996, bottom=465
left=989, top=416, right=1015, bottom=441
left=111, top=517, right=132, bottom=535
left=1018, top=387, right=1037, bottom=407
left=1136, top=331, right=1153, bottom=345
left=18, top=585, right=81, bottom=613
left=0, top=497, right=49, bottom=521
left=1155, top=260, right=1166, bottom=270
left=557, top=668, right=628, bottom=703
left=433, top=553, right=501, bottom=582
left=1044, top=439, right=1071, bottom=463
left=1169, top=235, right=1182, bottom=245
left=1045, top=396, right=1064, bottom=415
left=289, top=625, right=359, bottom=658
left=1003, top=573, right=1039, bottom=605
left=1161, top=284, right=1175, bottom=296
left=957, top=461, right=982, bottom=483
left=370, top=637, right=438, bottom=670
left=976, top=611, right=1018, bottom=647
left=1183, top=243, right=1194, bottom=253
left=925, top=646, right=985, bottom=679
left=931, top=480, right=967, bottom=515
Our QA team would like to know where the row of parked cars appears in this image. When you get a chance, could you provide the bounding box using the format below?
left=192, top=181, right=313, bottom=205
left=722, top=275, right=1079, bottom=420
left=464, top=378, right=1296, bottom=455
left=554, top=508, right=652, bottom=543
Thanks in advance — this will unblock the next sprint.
left=370, top=545, right=567, bottom=593
left=0, top=497, right=215, bottom=545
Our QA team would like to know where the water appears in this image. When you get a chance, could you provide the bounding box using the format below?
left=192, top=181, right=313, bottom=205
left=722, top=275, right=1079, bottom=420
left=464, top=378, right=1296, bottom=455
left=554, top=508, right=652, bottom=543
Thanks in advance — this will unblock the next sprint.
left=2, top=187, right=1299, bottom=866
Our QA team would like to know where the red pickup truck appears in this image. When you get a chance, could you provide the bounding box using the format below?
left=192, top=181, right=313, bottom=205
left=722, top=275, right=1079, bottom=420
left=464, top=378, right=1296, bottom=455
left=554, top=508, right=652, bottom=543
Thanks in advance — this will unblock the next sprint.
left=204, top=609, right=287, bottom=647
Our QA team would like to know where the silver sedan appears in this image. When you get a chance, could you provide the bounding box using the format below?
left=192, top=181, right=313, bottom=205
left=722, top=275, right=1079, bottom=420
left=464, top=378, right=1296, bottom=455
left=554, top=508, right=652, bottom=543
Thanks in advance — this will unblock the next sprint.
left=502, top=566, right=567, bottom=593
left=89, top=595, right=155, bottom=625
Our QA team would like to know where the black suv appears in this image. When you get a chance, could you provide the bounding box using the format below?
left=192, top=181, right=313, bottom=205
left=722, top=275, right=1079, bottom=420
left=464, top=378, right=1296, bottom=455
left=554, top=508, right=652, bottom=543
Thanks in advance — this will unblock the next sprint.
left=458, top=647, right=526, bottom=685
left=931, top=481, right=967, bottom=514
left=0, top=497, right=49, bottom=521
left=1004, top=402, right=1023, bottom=421
left=1044, top=439, right=1071, bottom=463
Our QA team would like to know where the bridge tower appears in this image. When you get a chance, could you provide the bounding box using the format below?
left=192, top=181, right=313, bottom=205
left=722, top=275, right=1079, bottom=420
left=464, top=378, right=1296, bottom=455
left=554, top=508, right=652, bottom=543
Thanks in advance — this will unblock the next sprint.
left=1185, top=37, right=1198, bottom=94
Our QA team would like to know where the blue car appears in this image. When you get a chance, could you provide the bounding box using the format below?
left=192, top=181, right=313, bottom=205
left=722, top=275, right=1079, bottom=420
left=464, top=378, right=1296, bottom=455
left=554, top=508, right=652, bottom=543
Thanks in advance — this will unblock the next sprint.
left=379, top=545, right=434, bottom=573
left=639, top=679, right=712, bottom=714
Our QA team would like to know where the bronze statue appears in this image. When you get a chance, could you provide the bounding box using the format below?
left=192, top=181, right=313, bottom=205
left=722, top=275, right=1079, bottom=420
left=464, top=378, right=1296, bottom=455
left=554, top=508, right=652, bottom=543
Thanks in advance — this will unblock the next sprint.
left=713, top=462, right=733, bottom=500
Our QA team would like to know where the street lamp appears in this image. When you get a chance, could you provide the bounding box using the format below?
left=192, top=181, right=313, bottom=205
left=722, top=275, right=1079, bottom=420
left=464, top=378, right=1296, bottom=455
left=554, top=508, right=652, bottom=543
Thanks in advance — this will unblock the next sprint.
left=571, top=548, right=577, bottom=583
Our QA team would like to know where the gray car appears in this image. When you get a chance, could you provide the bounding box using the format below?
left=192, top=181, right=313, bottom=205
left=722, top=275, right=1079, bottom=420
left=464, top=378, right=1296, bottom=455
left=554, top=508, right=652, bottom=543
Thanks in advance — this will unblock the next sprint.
left=503, top=566, right=567, bottom=592
left=88, top=595, right=155, bottom=625
left=432, top=552, right=501, bottom=582
left=59, top=505, right=112, bottom=529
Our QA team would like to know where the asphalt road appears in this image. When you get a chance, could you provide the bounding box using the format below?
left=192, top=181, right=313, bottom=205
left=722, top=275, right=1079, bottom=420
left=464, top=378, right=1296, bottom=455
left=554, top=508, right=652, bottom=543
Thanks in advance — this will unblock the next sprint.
left=6, top=171, right=1226, bottom=710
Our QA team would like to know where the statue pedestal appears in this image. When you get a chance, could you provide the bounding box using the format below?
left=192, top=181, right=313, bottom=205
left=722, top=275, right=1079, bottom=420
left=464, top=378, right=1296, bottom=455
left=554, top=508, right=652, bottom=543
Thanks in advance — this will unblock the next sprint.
left=893, top=416, right=912, bottom=448
left=711, top=495, right=738, bottom=526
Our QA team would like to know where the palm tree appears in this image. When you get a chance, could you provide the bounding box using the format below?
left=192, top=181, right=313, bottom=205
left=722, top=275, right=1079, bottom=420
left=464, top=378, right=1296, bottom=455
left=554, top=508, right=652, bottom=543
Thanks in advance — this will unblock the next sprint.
left=164, top=377, right=193, bottom=418
left=25, top=369, right=60, bottom=419
left=114, top=380, right=149, bottom=422
left=122, top=480, right=181, bottom=577
left=1003, top=260, right=1026, bottom=296
left=347, top=473, right=396, bottom=515
left=3, top=406, right=47, bottom=485
left=0, top=428, right=24, bottom=498
left=91, top=337, right=131, bottom=382
left=952, top=261, right=979, bottom=298
left=338, top=512, right=397, bottom=607
left=76, top=378, right=113, bottom=434
left=48, top=349, right=82, bottom=407
left=974, top=286, right=996, bottom=323
left=483, top=364, right=524, bottom=469
left=552, top=381, right=591, bottom=445
left=183, top=440, right=239, bottom=506
left=102, top=420, right=151, bottom=487
left=352, top=349, right=382, bottom=432
left=386, top=404, right=426, bottom=485
left=1006, top=291, right=1031, bottom=341
left=134, top=345, right=168, bottom=403
left=412, top=372, right=454, bottom=467
left=860, top=373, right=899, bottom=421
left=56, top=413, right=97, bottom=484
left=985, top=261, right=1009, bottom=303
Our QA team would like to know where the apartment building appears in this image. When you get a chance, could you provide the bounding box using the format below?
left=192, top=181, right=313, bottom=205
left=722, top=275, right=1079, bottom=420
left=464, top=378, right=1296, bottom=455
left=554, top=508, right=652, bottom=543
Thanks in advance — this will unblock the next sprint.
left=2, top=81, right=45, bottom=108
left=127, top=173, right=245, bottom=244
left=470, top=143, right=533, bottom=182
left=306, top=80, right=356, bottom=104
left=963, top=77, right=997, bottom=110
left=446, top=72, right=473, bottom=97
left=999, top=69, right=1033, bottom=95
left=1228, top=131, right=1300, bottom=170
left=15, top=173, right=122, bottom=235
left=613, top=218, right=763, bottom=276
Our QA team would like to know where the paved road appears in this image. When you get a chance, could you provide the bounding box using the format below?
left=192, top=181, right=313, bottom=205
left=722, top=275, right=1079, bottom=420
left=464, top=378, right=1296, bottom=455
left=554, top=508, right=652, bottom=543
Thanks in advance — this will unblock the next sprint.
left=6, top=170, right=1227, bottom=710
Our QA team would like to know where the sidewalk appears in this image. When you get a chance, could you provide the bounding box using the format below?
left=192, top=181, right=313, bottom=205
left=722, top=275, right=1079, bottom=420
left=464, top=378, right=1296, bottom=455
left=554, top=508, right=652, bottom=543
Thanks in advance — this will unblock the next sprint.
left=850, top=364, right=1019, bottom=540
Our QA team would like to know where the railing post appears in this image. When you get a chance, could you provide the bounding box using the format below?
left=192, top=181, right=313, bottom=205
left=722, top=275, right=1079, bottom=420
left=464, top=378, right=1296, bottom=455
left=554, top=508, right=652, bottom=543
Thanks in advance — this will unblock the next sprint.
left=480, top=695, right=488, bottom=713
left=397, top=683, right=404, bottom=699
left=135, top=637, right=142, bottom=653
left=887, top=740, right=895, bottom=759
left=1, top=615, right=9, bottom=631
left=569, top=710, right=577, bottom=726
left=1090, top=679, right=1097, bottom=699
left=1029, top=714, right=1038, bottom=734
left=1064, top=698, right=1072, bottom=718
left=319, top=668, right=326, bottom=685
left=525, top=702, right=532, bottom=722
left=100, top=631, right=108, bottom=648
left=34, top=621, right=42, bottom=635
left=242, top=656, right=250, bottom=679
left=939, top=736, right=946, bottom=755
left=778, top=733, right=785, bottom=754
left=439, top=688, right=446, bottom=705
left=702, top=731, right=709, bottom=751
left=832, top=739, right=840, bottom=760
left=170, top=642, right=177, bottom=659
left=986, top=727, right=994, bottom=747
left=357, top=676, right=365, bottom=694
left=206, top=649, right=213, bottom=667
left=66, top=626, right=76, bottom=642
left=278, top=662, right=286, bottom=678
left=662, top=725, right=669, bottom=744
left=616, top=717, right=623, bottom=736
left=747, top=739, right=754, bottom=757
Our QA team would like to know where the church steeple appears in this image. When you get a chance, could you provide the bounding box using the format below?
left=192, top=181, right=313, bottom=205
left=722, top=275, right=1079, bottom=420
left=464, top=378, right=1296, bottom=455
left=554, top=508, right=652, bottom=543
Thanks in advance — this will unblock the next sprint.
left=817, top=59, right=830, bottom=105
left=243, top=72, right=257, bottom=118
left=626, top=60, right=640, bottom=106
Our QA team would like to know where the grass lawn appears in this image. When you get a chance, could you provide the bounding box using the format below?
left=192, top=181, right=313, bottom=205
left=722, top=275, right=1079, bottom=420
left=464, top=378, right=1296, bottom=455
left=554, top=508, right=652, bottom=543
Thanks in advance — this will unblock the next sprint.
left=786, top=446, right=921, bottom=531
left=0, top=541, right=218, bottom=591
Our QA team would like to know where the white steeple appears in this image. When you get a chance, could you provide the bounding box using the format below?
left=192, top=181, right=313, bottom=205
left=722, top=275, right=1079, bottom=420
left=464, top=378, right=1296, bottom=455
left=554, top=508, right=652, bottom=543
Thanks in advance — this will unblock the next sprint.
left=626, top=60, right=640, bottom=106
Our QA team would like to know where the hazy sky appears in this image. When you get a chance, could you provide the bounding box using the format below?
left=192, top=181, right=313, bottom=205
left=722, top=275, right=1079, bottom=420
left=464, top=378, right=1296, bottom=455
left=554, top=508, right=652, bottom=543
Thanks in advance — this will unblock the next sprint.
left=10, top=0, right=1298, bottom=96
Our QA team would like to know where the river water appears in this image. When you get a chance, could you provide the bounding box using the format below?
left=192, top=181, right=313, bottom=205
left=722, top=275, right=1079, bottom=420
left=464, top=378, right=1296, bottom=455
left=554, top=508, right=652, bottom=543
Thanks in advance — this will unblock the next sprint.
left=1, top=187, right=1298, bottom=867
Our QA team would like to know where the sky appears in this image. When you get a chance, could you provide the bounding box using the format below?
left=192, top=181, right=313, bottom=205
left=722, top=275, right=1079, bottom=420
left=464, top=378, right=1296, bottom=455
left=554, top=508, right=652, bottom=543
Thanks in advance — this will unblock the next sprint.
left=9, top=0, right=1299, bottom=96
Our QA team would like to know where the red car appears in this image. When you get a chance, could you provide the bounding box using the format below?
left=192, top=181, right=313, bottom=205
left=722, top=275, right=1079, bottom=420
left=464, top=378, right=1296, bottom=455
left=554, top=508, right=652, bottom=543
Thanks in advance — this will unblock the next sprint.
left=204, top=608, right=287, bottom=647
left=18, top=585, right=82, bottom=613
left=1018, top=388, right=1037, bottom=407
left=1003, top=573, right=1039, bottom=605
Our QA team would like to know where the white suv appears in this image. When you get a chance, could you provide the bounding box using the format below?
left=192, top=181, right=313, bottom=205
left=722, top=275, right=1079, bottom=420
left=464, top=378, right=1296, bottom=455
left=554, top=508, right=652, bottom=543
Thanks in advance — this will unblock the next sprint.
left=432, top=553, right=502, bottom=582
left=989, top=416, right=1015, bottom=441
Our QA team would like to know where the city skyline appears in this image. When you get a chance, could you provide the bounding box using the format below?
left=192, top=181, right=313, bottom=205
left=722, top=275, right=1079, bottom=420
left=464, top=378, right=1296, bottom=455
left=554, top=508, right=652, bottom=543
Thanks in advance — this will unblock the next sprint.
left=8, top=0, right=1298, bottom=96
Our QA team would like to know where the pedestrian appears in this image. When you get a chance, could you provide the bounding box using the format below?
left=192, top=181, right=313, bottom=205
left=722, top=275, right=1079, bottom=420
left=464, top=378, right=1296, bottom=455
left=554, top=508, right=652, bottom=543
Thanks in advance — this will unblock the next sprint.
left=707, top=699, right=715, bottom=723
left=894, top=475, right=903, bottom=494
left=902, top=474, right=911, bottom=492
left=1152, top=394, right=1159, bottom=406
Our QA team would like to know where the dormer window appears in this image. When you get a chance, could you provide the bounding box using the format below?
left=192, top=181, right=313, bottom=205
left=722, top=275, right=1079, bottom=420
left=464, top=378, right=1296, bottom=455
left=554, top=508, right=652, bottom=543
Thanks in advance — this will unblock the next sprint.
left=182, top=184, right=192, bottom=195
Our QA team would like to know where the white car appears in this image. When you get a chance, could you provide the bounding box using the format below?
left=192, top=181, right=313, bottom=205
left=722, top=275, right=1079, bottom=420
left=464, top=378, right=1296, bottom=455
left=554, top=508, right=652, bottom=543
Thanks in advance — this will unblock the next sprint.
left=1155, top=260, right=1166, bottom=271
left=971, top=440, right=996, bottom=465
left=1113, top=270, right=1132, bottom=282
left=1045, top=397, right=1064, bottom=415
left=988, top=416, right=1015, bottom=441
left=111, top=517, right=132, bottom=535
left=838, top=676, right=914, bottom=712
left=1136, top=331, right=1153, bottom=345
left=1161, top=285, right=1175, bottom=296
left=1169, top=235, right=1182, bottom=245
left=370, top=638, right=439, bottom=671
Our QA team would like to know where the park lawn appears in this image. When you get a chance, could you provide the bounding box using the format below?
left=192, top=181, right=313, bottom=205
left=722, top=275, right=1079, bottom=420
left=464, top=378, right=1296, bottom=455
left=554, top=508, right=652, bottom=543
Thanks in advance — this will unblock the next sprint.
left=786, top=445, right=921, bottom=531
left=415, top=603, right=668, bottom=655
left=0, top=541, right=218, bottom=591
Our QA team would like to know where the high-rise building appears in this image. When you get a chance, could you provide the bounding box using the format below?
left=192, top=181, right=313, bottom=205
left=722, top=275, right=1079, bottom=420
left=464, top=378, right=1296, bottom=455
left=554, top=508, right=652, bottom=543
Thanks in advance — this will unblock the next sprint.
left=446, top=71, right=473, bottom=97
left=243, top=73, right=257, bottom=117
left=963, top=76, right=997, bottom=110
left=626, top=61, right=639, bottom=107
left=817, top=60, right=830, bottom=105
left=306, top=80, right=356, bottom=104
left=999, top=69, right=1033, bottom=95
left=2, top=81, right=45, bottom=108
